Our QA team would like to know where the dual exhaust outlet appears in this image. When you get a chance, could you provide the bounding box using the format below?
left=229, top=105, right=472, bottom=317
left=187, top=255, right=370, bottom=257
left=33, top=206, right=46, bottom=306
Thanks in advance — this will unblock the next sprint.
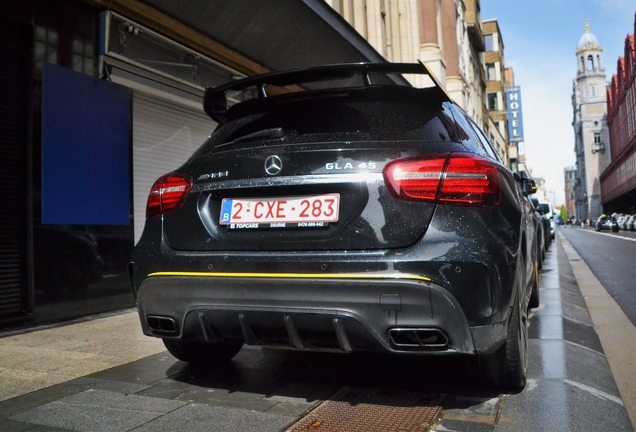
left=388, top=328, right=449, bottom=349
left=146, top=315, right=178, bottom=334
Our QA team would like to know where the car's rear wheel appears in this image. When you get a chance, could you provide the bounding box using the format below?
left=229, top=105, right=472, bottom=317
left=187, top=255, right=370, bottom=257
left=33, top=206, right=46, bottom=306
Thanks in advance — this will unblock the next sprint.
left=529, top=260, right=540, bottom=309
left=163, top=339, right=243, bottom=364
left=478, top=297, right=528, bottom=391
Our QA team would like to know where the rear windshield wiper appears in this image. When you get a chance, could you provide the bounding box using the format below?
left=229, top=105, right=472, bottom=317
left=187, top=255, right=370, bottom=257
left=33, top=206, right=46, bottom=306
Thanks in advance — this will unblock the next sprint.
left=216, top=127, right=296, bottom=149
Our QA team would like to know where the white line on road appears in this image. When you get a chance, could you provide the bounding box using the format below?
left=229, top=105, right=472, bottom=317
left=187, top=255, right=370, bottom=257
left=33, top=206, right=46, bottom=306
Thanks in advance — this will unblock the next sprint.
left=564, top=228, right=636, bottom=242
left=563, top=379, right=624, bottom=406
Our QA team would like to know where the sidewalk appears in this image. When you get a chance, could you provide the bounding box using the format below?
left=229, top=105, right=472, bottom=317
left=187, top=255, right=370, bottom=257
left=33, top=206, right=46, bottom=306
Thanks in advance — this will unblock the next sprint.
left=559, top=231, right=636, bottom=425
left=0, top=310, right=165, bottom=403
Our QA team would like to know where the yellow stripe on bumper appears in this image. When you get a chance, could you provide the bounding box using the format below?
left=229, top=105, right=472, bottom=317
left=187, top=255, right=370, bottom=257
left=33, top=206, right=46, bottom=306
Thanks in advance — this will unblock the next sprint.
left=147, top=271, right=431, bottom=282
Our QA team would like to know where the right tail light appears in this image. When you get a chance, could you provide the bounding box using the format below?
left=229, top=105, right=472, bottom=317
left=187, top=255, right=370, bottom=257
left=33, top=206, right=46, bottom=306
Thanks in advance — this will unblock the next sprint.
left=383, top=153, right=502, bottom=208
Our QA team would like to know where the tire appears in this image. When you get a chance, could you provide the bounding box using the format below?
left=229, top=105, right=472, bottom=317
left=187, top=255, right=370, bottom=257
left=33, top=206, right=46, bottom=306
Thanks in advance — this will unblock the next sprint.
left=529, top=260, right=540, bottom=309
left=163, top=339, right=242, bottom=364
left=478, top=298, right=528, bottom=391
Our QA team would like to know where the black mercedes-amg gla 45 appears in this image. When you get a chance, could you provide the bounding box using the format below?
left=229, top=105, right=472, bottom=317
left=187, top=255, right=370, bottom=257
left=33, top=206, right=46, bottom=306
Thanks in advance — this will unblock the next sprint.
left=129, top=63, right=540, bottom=390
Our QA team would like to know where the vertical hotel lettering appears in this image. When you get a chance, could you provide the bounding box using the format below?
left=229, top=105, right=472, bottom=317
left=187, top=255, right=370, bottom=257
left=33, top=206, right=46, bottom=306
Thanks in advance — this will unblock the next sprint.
left=506, top=86, right=524, bottom=143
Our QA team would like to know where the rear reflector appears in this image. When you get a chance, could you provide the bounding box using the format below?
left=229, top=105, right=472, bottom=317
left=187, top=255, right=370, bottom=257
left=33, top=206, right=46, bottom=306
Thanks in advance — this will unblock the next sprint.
left=383, top=153, right=501, bottom=207
left=146, top=172, right=193, bottom=218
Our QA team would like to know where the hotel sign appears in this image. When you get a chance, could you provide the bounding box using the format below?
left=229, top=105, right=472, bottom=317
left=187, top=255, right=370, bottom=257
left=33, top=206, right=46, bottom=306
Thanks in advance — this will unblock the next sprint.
left=506, top=86, right=524, bottom=143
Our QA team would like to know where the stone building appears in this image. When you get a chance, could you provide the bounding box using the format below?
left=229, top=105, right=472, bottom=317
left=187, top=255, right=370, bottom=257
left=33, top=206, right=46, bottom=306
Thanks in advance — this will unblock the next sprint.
left=326, top=0, right=513, bottom=164
left=571, top=20, right=611, bottom=221
left=482, top=19, right=510, bottom=166
left=564, top=166, right=577, bottom=220
left=326, top=1, right=482, bottom=115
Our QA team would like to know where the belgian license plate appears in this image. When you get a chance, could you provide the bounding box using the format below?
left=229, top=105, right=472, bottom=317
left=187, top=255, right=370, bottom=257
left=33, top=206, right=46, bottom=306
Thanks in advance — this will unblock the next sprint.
left=220, top=194, right=340, bottom=229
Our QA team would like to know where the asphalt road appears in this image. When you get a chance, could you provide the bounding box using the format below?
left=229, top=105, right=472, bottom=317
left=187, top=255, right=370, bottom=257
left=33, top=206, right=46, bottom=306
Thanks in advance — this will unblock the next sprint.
left=560, top=226, right=636, bottom=326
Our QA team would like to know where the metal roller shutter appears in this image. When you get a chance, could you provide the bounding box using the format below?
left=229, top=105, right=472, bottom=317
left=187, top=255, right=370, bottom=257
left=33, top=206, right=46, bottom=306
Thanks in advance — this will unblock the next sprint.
left=133, top=91, right=216, bottom=242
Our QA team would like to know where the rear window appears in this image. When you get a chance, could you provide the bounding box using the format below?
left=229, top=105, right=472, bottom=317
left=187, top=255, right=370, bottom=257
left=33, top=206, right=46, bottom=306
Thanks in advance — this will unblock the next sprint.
left=198, top=92, right=453, bottom=154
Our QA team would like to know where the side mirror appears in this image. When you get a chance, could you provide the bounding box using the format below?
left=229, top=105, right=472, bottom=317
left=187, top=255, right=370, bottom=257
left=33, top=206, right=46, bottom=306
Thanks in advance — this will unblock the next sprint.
left=521, top=178, right=537, bottom=196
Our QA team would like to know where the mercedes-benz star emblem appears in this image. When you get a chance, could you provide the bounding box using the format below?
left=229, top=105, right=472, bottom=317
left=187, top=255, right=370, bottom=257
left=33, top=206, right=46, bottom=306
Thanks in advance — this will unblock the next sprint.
left=264, top=155, right=282, bottom=176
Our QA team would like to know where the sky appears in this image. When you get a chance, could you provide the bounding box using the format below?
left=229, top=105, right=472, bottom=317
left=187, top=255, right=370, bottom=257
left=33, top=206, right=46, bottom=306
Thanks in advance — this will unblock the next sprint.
left=480, top=0, right=635, bottom=207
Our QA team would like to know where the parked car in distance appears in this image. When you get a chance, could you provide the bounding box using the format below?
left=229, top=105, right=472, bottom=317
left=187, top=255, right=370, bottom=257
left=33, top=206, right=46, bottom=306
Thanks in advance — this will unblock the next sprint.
left=626, top=215, right=636, bottom=231
left=618, top=214, right=631, bottom=230
left=595, top=214, right=619, bottom=232
left=534, top=201, right=554, bottom=248
left=129, top=62, right=539, bottom=391
left=535, top=202, right=555, bottom=239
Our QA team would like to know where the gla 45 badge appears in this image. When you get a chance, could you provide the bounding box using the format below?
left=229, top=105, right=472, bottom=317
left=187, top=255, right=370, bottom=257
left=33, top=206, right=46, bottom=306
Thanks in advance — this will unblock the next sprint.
left=326, top=161, right=377, bottom=170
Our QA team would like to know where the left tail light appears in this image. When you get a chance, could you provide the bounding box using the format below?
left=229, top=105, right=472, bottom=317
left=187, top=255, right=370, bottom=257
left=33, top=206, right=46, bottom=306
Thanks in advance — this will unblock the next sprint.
left=383, top=153, right=502, bottom=208
left=146, top=172, right=193, bottom=219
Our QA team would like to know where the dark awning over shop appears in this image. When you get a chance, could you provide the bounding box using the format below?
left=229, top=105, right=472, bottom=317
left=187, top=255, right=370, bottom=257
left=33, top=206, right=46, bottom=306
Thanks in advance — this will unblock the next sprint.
left=137, top=0, right=388, bottom=70
left=87, top=0, right=409, bottom=85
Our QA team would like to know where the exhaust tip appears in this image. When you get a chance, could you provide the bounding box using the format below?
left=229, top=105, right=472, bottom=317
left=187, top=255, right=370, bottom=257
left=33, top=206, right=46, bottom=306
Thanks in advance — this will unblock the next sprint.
left=388, top=328, right=449, bottom=349
left=146, top=315, right=178, bottom=334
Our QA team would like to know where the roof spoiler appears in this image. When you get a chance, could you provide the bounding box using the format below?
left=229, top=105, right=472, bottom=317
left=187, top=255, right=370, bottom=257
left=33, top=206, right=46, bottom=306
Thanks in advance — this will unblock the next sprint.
left=204, top=61, right=451, bottom=124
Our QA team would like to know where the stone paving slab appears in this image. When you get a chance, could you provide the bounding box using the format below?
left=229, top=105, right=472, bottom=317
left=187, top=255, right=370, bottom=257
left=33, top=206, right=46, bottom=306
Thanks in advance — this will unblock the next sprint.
left=10, top=389, right=187, bottom=432
left=497, top=378, right=630, bottom=431
left=133, top=403, right=293, bottom=432
left=0, top=310, right=165, bottom=403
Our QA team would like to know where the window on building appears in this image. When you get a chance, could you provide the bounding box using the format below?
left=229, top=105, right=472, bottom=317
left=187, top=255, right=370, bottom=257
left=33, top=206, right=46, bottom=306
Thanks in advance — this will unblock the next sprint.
left=594, top=133, right=602, bottom=145
left=587, top=55, right=594, bottom=71
left=34, top=21, right=95, bottom=78
left=487, top=93, right=498, bottom=111
left=486, top=63, right=496, bottom=81
left=592, top=132, right=603, bottom=153
left=484, top=34, right=494, bottom=52
left=591, top=85, right=596, bottom=98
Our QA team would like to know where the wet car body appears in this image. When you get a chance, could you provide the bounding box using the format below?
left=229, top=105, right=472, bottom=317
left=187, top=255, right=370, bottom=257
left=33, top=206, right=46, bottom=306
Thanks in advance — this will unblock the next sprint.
left=130, top=63, right=538, bottom=389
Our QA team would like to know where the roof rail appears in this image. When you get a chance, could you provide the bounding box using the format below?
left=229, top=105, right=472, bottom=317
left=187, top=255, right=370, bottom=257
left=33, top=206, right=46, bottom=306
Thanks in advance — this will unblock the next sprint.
left=204, top=61, right=450, bottom=124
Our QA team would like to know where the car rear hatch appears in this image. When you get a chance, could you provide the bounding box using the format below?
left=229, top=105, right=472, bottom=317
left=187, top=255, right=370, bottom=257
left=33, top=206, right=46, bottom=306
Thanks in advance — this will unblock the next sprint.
left=159, top=87, right=463, bottom=252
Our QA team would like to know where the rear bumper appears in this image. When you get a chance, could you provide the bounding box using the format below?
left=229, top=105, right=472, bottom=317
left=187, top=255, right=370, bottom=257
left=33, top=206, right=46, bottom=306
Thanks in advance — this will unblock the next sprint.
left=136, top=273, right=507, bottom=355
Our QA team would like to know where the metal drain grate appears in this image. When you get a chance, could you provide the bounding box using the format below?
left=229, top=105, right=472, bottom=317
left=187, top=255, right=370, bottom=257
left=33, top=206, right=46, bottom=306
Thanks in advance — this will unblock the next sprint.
left=286, top=388, right=445, bottom=432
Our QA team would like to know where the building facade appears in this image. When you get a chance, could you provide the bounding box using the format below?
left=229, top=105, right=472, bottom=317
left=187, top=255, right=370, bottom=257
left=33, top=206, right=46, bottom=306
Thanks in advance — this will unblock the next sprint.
left=327, top=0, right=516, bottom=165
left=327, top=1, right=484, bottom=117
left=571, top=20, right=611, bottom=221
left=482, top=19, right=509, bottom=164
left=601, top=13, right=636, bottom=213
left=564, top=166, right=577, bottom=219
left=0, top=0, right=394, bottom=327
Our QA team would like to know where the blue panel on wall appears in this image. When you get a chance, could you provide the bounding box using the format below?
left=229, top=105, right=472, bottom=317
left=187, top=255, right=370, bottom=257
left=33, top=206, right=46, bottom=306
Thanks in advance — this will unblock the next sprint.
left=42, top=63, right=131, bottom=225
